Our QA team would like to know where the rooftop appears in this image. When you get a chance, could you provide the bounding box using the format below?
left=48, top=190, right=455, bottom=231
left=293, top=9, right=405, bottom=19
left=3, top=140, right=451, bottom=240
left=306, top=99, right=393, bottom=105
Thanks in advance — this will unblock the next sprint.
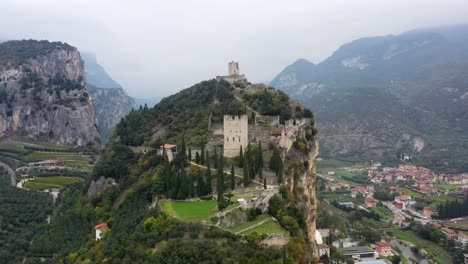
left=342, top=246, right=375, bottom=255
left=95, top=222, right=108, bottom=230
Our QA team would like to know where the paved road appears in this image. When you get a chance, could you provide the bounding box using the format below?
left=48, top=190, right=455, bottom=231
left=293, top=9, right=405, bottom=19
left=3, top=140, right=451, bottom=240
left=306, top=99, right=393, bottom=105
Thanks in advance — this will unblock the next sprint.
left=0, top=161, right=16, bottom=186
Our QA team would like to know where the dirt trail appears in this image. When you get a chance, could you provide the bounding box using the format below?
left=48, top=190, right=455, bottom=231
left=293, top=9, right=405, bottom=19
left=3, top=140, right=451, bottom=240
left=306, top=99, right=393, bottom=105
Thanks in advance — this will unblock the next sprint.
left=0, top=161, right=16, bottom=186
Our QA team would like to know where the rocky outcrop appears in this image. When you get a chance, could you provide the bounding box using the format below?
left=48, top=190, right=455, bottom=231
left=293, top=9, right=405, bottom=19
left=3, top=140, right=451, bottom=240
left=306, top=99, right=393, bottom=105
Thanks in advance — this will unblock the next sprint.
left=86, top=176, right=117, bottom=202
left=0, top=40, right=101, bottom=146
left=88, top=85, right=135, bottom=141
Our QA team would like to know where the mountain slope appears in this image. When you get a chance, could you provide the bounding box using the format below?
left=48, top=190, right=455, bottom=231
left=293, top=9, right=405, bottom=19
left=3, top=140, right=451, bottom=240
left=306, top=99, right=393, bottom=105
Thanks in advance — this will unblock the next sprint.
left=81, top=52, right=121, bottom=89
left=0, top=40, right=101, bottom=146
left=270, top=24, right=468, bottom=172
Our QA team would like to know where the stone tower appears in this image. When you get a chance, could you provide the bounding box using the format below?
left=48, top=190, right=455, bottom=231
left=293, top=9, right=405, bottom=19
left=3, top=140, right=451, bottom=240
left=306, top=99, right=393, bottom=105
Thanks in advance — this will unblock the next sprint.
left=228, top=61, right=240, bottom=76
left=223, top=115, right=248, bottom=158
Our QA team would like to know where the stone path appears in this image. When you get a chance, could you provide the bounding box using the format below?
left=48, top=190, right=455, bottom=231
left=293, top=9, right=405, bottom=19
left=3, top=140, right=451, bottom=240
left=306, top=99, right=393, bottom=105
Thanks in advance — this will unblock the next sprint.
left=234, top=217, right=273, bottom=234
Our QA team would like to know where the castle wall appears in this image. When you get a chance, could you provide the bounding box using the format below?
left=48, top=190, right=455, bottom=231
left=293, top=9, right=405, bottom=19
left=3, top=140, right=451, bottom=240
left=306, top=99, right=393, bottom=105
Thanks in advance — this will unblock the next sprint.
left=223, top=115, right=248, bottom=158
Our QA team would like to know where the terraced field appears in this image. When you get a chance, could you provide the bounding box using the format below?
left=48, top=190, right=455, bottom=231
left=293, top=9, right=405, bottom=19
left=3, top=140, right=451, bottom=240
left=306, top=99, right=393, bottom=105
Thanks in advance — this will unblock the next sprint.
left=23, top=176, right=83, bottom=190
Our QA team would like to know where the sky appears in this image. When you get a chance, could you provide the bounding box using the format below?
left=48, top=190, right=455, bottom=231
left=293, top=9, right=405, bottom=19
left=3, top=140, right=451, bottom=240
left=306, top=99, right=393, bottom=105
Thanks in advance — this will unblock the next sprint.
left=1, top=0, right=468, bottom=98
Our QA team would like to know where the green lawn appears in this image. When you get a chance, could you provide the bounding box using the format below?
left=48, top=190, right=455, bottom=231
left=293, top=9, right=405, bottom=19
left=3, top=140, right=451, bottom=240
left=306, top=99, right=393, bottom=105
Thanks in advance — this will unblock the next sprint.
left=389, top=230, right=419, bottom=246
left=161, top=200, right=219, bottom=221
left=435, top=184, right=459, bottom=191
left=401, top=187, right=422, bottom=198
left=227, top=214, right=271, bottom=233
left=24, top=176, right=82, bottom=190
left=372, top=206, right=393, bottom=220
left=240, top=219, right=288, bottom=236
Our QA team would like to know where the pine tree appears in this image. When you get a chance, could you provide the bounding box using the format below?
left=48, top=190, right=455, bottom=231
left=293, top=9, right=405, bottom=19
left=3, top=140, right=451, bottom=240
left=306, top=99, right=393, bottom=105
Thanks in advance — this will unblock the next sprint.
left=238, top=145, right=244, bottom=168
left=230, top=164, right=235, bottom=190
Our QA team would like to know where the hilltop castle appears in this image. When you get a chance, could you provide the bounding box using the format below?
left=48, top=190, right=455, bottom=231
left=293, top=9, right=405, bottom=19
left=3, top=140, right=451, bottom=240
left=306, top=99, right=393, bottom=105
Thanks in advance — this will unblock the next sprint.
left=216, top=61, right=246, bottom=84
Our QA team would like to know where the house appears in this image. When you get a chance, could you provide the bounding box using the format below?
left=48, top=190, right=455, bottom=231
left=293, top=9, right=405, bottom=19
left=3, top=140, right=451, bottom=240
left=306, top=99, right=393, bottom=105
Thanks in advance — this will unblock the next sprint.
left=328, top=171, right=335, bottom=175
left=326, top=183, right=341, bottom=191
left=340, top=182, right=350, bottom=188
left=160, top=144, right=178, bottom=162
left=325, top=175, right=335, bottom=182
left=28, top=160, right=57, bottom=168
left=365, top=197, right=377, bottom=208
left=317, top=244, right=330, bottom=258
left=351, top=186, right=368, bottom=198
left=237, top=198, right=247, bottom=206
left=440, top=226, right=456, bottom=239
left=394, top=195, right=411, bottom=209
left=394, top=202, right=404, bottom=209
left=95, top=222, right=108, bottom=241
left=423, top=207, right=438, bottom=218
left=375, top=242, right=392, bottom=256
left=457, top=232, right=468, bottom=247
left=342, top=246, right=375, bottom=259
left=464, top=253, right=468, bottom=264
left=338, top=202, right=354, bottom=209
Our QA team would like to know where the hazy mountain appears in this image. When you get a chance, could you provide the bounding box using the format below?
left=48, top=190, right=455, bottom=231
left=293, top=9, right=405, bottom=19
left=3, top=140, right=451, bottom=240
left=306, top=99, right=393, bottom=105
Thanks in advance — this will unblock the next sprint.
left=0, top=40, right=101, bottom=146
left=81, top=52, right=121, bottom=89
left=270, top=24, right=468, bottom=172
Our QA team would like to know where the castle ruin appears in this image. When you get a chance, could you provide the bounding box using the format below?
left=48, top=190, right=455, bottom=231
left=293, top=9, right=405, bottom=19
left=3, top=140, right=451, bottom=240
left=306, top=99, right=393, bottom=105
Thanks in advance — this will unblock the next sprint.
left=216, top=61, right=246, bottom=84
left=223, top=115, right=248, bottom=158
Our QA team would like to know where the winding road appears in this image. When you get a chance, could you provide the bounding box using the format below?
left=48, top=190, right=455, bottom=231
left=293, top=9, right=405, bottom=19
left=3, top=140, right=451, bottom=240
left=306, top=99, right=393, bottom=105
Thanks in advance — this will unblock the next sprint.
left=0, top=161, right=16, bottom=186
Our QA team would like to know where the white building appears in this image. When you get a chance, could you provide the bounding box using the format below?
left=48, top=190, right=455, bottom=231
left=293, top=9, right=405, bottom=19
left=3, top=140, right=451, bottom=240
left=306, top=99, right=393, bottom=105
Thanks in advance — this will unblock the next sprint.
left=95, top=222, right=108, bottom=241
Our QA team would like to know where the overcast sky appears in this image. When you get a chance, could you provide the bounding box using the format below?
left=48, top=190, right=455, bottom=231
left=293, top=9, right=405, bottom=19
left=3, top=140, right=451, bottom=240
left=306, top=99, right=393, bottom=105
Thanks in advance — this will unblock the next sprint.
left=1, top=0, right=468, bottom=98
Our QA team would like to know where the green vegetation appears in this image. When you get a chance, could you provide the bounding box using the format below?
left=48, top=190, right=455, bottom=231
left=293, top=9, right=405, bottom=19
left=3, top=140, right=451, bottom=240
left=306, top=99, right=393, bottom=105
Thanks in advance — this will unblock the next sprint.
left=161, top=200, right=218, bottom=221
left=402, top=187, right=423, bottom=198
left=0, top=172, right=52, bottom=263
left=24, top=176, right=82, bottom=190
left=389, top=230, right=419, bottom=245
left=240, top=219, right=288, bottom=236
left=436, top=184, right=459, bottom=191
left=437, top=197, right=468, bottom=219
left=227, top=214, right=271, bottom=233
left=0, top=40, right=73, bottom=67
left=372, top=206, right=393, bottom=220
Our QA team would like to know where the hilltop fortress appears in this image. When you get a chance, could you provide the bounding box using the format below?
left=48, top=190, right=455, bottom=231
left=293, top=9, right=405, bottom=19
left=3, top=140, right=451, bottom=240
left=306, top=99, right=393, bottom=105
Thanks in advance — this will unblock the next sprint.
left=216, top=61, right=246, bottom=84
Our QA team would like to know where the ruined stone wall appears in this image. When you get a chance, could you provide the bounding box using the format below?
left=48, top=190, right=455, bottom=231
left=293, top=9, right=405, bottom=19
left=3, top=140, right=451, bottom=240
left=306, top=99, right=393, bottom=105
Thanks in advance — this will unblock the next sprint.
left=223, top=115, right=248, bottom=157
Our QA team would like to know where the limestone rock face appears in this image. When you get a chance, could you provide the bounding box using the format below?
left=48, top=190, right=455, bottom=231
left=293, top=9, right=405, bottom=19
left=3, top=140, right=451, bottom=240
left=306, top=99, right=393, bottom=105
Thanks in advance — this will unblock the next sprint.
left=88, top=85, right=135, bottom=141
left=0, top=40, right=101, bottom=146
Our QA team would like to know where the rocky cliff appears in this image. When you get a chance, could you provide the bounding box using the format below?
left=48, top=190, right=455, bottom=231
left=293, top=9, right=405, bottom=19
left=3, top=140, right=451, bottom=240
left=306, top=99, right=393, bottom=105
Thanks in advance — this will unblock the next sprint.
left=0, top=40, right=101, bottom=146
left=88, top=85, right=135, bottom=141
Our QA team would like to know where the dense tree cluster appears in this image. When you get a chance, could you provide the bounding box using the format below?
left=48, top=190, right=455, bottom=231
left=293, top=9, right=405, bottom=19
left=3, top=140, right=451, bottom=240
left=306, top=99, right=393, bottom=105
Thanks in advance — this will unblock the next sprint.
left=437, top=197, right=468, bottom=219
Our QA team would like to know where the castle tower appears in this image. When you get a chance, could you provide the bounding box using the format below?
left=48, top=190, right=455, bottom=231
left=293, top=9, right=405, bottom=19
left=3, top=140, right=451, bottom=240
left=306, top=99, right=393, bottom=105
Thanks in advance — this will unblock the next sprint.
left=228, top=61, right=240, bottom=76
left=223, top=115, right=248, bottom=158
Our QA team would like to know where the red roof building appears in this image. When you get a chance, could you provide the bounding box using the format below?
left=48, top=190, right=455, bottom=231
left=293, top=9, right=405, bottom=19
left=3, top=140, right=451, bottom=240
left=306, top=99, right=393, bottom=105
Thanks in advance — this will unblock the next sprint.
left=375, top=242, right=392, bottom=256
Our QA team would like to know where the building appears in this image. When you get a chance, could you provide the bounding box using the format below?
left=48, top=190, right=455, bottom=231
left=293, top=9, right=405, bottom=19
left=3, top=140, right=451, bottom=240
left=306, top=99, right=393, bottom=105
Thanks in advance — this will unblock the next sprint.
left=423, top=207, right=438, bottom=218
left=338, top=202, right=354, bottom=209
left=216, top=61, right=246, bottom=84
left=160, top=144, right=178, bottom=162
left=375, top=242, right=392, bottom=256
left=464, top=253, right=468, bottom=264
left=351, top=186, right=368, bottom=198
left=440, top=226, right=456, bottom=238
left=342, top=246, right=376, bottom=259
left=95, top=222, right=108, bottom=241
left=223, top=115, right=248, bottom=158
left=28, top=160, right=57, bottom=168
left=365, top=197, right=377, bottom=208
left=317, top=244, right=330, bottom=258
left=326, top=183, right=341, bottom=191
left=394, top=195, right=411, bottom=209
left=458, top=232, right=468, bottom=247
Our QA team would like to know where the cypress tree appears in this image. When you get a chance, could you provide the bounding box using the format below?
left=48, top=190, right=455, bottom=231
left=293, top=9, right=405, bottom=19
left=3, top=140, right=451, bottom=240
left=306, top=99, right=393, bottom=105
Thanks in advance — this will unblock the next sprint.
left=200, top=144, right=205, bottom=165
left=238, top=145, right=244, bottom=168
left=217, top=156, right=224, bottom=210
left=197, top=169, right=204, bottom=196
left=188, top=146, right=192, bottom=161
left=214, top=148, right=218, bottom=169
left=195, top=152, right=200, bottom=164
left=206, top=156, right=212, bottom=194
left=258, top=141, right=263, bottom=174
left=263, top=177, right=267, bottom=189
left=243, top=156, right=249, bottom=187
left=188, top=173, right=194, bottom=198
left=230, top=164, right=235, bottom=190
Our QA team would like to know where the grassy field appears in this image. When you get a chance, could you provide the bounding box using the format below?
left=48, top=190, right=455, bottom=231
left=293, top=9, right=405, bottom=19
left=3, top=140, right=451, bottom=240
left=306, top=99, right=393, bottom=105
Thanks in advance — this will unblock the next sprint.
left=24, top=176, right=82, bottom=190
left=389, top=230, right=419, bottom=245
left=240, top=219, right=288, bottom=236
left=372, top=206, right=393, bottom=220
left=435, top=184, right=459, bottom=191
left=401, top=187, right=423, bottom=198
left=227, top=214, right=271, bottom=233
left=161, top=200, right=219, bottom=221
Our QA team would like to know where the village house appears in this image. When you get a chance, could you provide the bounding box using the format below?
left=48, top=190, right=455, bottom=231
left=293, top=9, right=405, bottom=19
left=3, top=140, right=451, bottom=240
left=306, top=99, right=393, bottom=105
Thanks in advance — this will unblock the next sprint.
left=95, top=222, right=108, bottom=241
left=422, top=207, right=438, bottom=218
left=394, top=195, right=411, bottom=209
left=339, top=181, right=350, bottom=189
left=351, top=186, right=368, bottom=198
left=325, top=175, right=335, bottom=182
left=365, top=197, right=377, bottom=208
left=159, top=144, right=178, bottom=162
left=457, top=232, right=468, bottom=247
left=375, top=242, right=392, bottom=256
left=326, top=183, right=341, bottom=192
left=317, top=244, right=330, bottom=258
left=338, top=202, right=354, bottom=209
left=440, top=226, right=457, bottom=239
